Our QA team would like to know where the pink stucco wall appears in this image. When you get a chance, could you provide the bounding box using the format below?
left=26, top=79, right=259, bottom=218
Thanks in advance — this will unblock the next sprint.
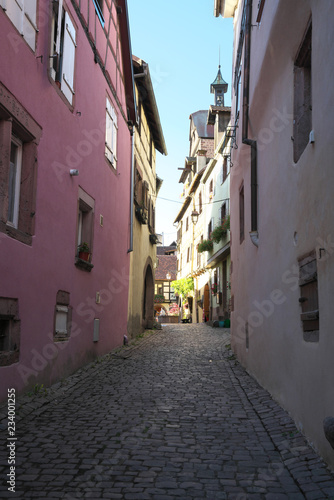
left=0, top=1, right=133, bottom=399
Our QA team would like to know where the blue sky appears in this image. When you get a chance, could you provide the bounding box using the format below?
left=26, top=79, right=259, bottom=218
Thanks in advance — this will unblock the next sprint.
left=127, top=0, right=234, bottom=245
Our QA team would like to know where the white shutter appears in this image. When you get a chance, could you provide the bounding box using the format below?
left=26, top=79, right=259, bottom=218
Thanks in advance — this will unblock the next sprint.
left=24, top=0, right=36, bottom=27
left=112, top=107, right=118, bottom=159
left=61, top=11, right=76, bottom=105
left=105, top=98, right=115, bottom=163
left=55, top=306, right=68, bottom=334
left=23, top=0, right=37, bottom=50
left=6, top=0, right=23, bottom=36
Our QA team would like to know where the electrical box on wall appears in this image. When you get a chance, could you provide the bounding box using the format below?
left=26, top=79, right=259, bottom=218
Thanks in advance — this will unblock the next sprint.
left=93, top=319, right=100, bottom=342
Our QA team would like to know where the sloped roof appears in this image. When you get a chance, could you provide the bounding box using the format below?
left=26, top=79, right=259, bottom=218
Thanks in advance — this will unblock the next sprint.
left=157, top=244, right=177, bottom=255
left=133, top=56, right=167, bottom=155
left=155, top=255, right=177, bottom=281
left=118, top=0, right=137, bottom=125
left=210, top=66, right=228, bottom=91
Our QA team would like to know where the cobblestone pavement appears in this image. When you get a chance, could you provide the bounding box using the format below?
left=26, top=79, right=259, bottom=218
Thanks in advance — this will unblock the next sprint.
left=1, top=323, right=334, bottom=500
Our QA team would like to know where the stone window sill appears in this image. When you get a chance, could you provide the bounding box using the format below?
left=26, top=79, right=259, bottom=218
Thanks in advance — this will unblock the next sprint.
left=75, top=258, right=94, bottom=272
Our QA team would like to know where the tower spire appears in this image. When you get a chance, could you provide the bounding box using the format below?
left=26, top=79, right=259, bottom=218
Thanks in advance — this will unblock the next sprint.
left=210, top=64, right=228, bottom=106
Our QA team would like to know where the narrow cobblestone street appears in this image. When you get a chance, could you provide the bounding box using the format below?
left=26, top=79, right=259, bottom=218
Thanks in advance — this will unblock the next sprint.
left=1, top=324, right=334, bottom=500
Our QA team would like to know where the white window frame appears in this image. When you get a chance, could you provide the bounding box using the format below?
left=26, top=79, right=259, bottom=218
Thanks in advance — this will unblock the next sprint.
left=61, top=11, right=76, bottom=104
left=105, top=97, right=118, bottom=168
left=8, top=137, right=22, bottom=229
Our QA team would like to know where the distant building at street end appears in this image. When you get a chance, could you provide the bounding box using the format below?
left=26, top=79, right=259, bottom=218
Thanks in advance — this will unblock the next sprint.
left=174, top=66, right=231, bottom=324
left=154, top=252, right=178, bottom=323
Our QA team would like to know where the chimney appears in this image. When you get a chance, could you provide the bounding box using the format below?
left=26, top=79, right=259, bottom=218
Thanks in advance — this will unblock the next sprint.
left=196, top=149, right=207, bottom=173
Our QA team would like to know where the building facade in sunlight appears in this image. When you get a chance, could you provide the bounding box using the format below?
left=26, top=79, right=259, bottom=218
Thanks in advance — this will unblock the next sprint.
left=174, top=68, right=231, bottom=324
left=127, top=56, right=167, bottom=337
left=215, top=0, right=334, bottom=469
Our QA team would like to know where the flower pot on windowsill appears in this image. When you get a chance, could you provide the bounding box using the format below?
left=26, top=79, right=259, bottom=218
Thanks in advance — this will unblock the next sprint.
left=78, top=251, right=90, bottom=262
left=77, top=242, right=91, bottom=262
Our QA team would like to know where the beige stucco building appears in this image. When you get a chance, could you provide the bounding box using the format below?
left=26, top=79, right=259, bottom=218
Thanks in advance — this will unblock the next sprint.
left=175, top=69, right=232, bottom=324
left=215, top=0, right=334, bottom=468
left=127, top=56, right=167, bottom=337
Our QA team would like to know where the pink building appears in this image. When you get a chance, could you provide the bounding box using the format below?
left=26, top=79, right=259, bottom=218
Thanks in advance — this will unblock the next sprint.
left=0, top=0, right=136, bottom=401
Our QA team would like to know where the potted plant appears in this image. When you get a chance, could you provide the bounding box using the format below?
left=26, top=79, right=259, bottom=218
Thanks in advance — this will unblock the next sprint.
left=197, top=239, right=213, bottom=253
left=222, top=214, right=230, bottom=231
left=211, top=225, right=227, bottom=243
left=154, top=294, right=165, bottom=303
left=78, top=242, right=90, bottom=262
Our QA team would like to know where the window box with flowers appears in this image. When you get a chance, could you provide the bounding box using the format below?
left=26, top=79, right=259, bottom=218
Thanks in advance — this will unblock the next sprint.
left=210, top=215, right=230, bottom=244
left=197, top=239, right=213, bottom=253
left=154, top=294, right=165, bottom=303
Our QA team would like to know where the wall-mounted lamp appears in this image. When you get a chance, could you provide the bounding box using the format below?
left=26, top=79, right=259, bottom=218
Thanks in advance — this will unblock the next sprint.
left=70, top=169, right=79, bottom=176
left=191, top=210, right=199, bottom=225
left=166, top=272, right=171, bottom=280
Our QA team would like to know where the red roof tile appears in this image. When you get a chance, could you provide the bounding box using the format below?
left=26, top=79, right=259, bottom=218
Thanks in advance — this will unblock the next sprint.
left=155, top=255, right=177, bottom=281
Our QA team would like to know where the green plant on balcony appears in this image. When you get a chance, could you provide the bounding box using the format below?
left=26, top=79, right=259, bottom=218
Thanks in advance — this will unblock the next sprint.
left=197, top=239, right=213, bottom=253
left=211, top=225, right=227, bottom=243
left=154, top=294, right=165, bottom=303
left=223, top=214, right=230, bottom=231
left=210, top=215, right=231, bottom=244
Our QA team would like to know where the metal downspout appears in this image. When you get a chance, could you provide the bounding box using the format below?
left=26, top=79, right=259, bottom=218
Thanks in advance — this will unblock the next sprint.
left=242, top=0, right=258, bottom=246
left=127, top=129, right=135, bottom=253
